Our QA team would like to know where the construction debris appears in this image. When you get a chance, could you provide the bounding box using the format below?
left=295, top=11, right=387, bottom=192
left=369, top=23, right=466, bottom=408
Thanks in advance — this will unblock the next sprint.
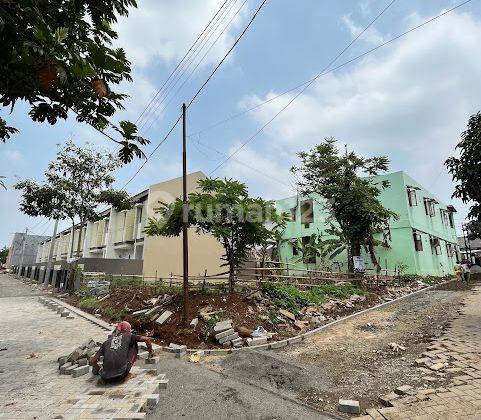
left=338, top=399, right=361, bottom=414
left=389, top=342, right=406, bottom=352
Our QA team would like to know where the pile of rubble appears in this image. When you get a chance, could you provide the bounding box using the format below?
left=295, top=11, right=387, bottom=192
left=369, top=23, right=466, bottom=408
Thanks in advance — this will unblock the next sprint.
left=58, top=339, right=100, bottom=378
left=131, top=294, right=174, bottom=326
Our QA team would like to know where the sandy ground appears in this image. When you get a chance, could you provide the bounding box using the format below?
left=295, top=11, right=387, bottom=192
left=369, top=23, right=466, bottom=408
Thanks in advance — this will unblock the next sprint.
left=204, top=281, right=473, bottom=417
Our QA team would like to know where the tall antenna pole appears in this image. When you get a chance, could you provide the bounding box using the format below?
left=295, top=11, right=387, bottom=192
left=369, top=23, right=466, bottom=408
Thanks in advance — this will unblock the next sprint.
left=182, top=103, right=190, bottom=326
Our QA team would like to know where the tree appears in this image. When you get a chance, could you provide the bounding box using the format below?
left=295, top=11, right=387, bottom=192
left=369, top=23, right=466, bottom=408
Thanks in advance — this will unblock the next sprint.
left=0, top=245, right=8, bottom=265
left=446, top=112, right=481, bottom=234
left=0, top=0, right=148, bottom=163
left=144, top=178, right=286, bottom=290
left=15, top=140, right=132, bottom=286
left=466, top=220, right=481, bottom=241
left=291, top=138, right=398, bottom=272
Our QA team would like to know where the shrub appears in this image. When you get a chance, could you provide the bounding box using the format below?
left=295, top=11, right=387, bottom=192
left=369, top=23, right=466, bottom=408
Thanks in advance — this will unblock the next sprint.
left=78, top=296, right=100, bottom=312
left=261, top=282, right=365, bottom=314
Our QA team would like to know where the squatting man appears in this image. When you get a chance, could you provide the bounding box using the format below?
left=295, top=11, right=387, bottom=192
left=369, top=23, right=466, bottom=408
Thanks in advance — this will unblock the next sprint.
left=90, top=321, right=154, bottom=384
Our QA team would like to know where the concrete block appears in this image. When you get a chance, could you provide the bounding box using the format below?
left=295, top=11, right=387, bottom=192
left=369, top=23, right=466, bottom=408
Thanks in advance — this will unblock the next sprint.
left=175, top=350, right=187, bottom=359
left=146, top=356, right=160, bottom=364
left=77, top=358, right=89, bottom=366
left=269, top=340, right=288, bottom=349
left=218, top=333, right=239, bottom=344
left=215, top=328, right=235, bottom=340
left=132, top=309, right=149, bottom=317
left=155, top=310, right=173, bottom=325
left=60, top=310, right=70, bottom=317
left=231, top=337, right=244, bottom=347
left=138, top=351, right=149, bottom=360
left=144, top=394, right=160, bottom=408
left=59, top=362, right=72, bottom=373
left=56, top=307, right=64, bottom=314
left=64, top=364, right=79, bottom=375
left=58, top=356, right=68, bottom=365
left=66, top=314, right=75, bottom=319
left=72, top=365, right=90, bottom=378
left=247, top=336, right=267, bottom=346
left=158, top=379, right=169, bottom=390
left=171, top=344, right=187, bottom=353
left=214, top=320, right=232, bottom=332
left=287, top=336, right=302, bottom=345
left=338, top=399, right=361, bottom=414
left=190, top=318, right=199, bottom=328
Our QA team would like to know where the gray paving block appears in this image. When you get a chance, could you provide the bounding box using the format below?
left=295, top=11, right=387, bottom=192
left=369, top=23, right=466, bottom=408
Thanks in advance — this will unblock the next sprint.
left=138, top=351, right=149, bottom=360
left=338, top=399, right=361, bottom=414
left=59, top=362, right=72, bottom=373
left=72, top=365, right=90, bottom=378
left=214, top=320, right=232, bottom=332
left=77, top=358, right=89, bottom=366
left=155, top=310, right=173, bottom=325
left=158, top=379, right=169, bottom=390
left=64, top=364, right=79, bottom=375
left=145, top=356, right=160, bottom=364
left=144, top=393, right=160, bottom=408
left=60, top=310, right=70, bottom=317
left=215, top=328, right=235, bottom=340
left=66, top=314, right=75, bottom=319
left=175, top=350, right=187, bottom=359
left=218, top=332, right=239, bottom=344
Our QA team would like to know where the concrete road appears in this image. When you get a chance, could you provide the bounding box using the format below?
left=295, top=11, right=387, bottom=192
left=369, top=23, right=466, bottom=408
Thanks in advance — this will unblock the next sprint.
left=0, top=274, right=334, bottom=419
left=151, top=353, right=333, bottom=420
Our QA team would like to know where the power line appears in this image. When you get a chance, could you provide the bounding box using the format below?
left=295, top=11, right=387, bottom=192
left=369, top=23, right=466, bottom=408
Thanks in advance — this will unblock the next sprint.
left=209, top=0, right=472, bottom=174
left=136, top=0, right=239, bottom=132
left=187, top=0, right=270, bottom=108
left=141, top=0, right=249, bottom=135
left=135, top=0, right=232, bottom=127
left=190, top=0, right=397, bottom=138
left=118, top=0, right=270, bottom=192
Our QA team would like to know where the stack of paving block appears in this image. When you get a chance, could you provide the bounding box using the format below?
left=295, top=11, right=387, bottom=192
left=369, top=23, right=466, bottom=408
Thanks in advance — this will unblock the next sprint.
left=38, top=297, right=75, bottom=319
left=58, top=339, right=100, bottom=378
left=214, top=319, right=240, bottom=347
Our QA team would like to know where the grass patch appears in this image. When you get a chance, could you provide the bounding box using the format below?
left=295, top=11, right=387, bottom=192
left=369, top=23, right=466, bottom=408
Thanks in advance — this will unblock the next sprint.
left=261, top=282, right=365, bottom=314
left=78, top=296, right=100, bottom=311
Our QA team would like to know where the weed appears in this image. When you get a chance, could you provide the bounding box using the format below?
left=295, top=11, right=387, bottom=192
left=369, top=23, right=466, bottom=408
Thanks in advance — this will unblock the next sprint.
left=261, top=282, right=365, bottom=314
left=78, top=296, right=100, bottom=311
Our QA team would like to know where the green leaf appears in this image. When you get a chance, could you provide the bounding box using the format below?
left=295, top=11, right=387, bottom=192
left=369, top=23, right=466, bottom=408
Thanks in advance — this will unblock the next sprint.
left=54, top=27, right=69, bottom=43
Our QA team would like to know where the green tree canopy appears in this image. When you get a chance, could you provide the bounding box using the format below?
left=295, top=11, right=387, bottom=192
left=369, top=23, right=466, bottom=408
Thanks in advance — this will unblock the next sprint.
left=291, top=138, right=398, bottom=272
left=15, top=140, right=133, bottom=258
left=0, top=245, right=8, bottom=264
left=446, top=112, right=481, bottom=236
left=0, top=0, right=148, bottom=162
left=144, top=178, right=286, bottom=289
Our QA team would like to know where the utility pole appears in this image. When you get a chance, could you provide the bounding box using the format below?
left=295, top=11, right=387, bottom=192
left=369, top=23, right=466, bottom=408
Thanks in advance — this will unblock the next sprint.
left=462, top=224, right=469, bottom=261
left=465, top=223, right=474, bottom=262
left=182, top=103, right=190, bottom=326
left=43, top=219, right=58, bottom=286
left=18, top=227, right=28, bottom=276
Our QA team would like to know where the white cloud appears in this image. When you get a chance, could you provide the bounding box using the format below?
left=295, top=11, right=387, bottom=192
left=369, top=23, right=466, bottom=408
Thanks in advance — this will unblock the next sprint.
left=219, top=143, right=296, bottom=199
left=237, top=10, right=481, bottom=221
left=115, top=0, right=248, bottom=68
left=340, top=13, right=384, bottom=44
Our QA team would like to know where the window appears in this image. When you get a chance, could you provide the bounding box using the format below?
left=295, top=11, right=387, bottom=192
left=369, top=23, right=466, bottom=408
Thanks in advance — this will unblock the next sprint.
left=440, top=210, right=448, bottom=226
left=424, top=198, right=435, bottom=217
left=290, top=207, right=297, bottom=221
left=300, top=199, right=314, bottom=227
left=407, top=188, right=418, bottom=207
left=446, top=243, right=454, bottom=257
left=430, top=236, right=441, bottom=255
left=413, top=230, right=423, bottom=251
left=448, top=212, right=455, bottom=229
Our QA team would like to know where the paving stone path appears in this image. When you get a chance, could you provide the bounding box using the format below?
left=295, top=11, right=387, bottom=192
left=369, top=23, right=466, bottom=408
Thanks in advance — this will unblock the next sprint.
left=0, top=274, right=167, bottom=419
left=356, top=285, right=481, bottom=420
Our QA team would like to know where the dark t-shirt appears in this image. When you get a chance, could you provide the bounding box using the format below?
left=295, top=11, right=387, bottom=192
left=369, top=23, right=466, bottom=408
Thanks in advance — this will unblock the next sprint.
left=99, top=332, right=140, bottom=380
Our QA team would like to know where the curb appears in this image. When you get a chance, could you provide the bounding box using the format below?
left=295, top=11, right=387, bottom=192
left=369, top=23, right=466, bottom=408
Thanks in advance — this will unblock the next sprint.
left=44, top=279, right=455, bottom=356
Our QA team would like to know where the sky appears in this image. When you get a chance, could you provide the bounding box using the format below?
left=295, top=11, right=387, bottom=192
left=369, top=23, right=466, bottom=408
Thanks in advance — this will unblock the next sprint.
left=1, top=0, right=481, bottom=246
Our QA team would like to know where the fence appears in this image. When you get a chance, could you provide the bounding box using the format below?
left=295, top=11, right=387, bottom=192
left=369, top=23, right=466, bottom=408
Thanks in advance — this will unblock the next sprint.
left=81, top=259, right=401, bottom=294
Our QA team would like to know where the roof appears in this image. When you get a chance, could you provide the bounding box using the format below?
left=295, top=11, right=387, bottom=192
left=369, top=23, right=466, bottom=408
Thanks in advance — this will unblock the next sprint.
left=457, top=236, right=481, bottom=250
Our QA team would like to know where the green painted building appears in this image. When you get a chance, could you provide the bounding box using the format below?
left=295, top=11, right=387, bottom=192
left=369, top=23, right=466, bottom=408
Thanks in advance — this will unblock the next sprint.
left=275, top=171, right=459, bottom=276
